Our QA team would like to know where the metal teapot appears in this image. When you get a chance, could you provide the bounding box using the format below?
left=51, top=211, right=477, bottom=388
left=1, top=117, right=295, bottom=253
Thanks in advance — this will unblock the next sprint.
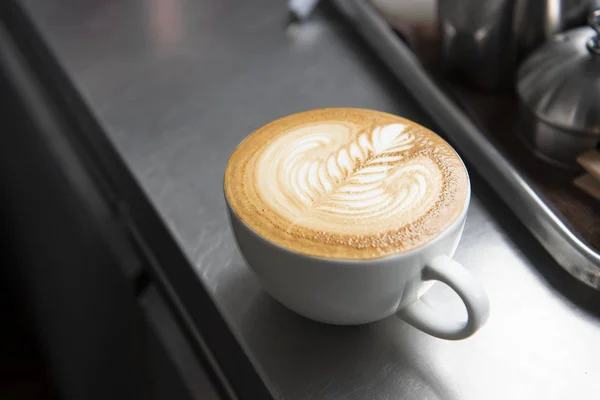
left=517, top=9, right=600, bottom=168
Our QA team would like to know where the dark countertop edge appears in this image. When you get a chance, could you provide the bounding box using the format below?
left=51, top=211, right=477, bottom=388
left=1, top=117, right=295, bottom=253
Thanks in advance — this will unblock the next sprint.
left=0, top=1, right=274, bottom=399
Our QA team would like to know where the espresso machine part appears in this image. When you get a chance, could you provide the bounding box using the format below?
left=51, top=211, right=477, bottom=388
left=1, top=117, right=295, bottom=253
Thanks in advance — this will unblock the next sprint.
left=438, top=0, right=517, bottom=91
left=439, top=0, right=593, bottom=91
left=517, top=9, right=600, bottom=168
left=514, top=0, right=591, bottom=60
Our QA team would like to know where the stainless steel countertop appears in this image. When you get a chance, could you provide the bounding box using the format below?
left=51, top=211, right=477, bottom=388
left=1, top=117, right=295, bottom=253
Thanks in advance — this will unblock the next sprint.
left=19, top=0, right=600, bottom=398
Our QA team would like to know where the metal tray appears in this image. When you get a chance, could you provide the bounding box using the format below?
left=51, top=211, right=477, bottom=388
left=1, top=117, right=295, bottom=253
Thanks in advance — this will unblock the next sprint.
left=332, top=0, right=600, bottom=289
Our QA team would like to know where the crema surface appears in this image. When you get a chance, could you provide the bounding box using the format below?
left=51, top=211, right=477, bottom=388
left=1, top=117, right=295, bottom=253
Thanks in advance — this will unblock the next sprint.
left=225, top=108, right=469, bottom=259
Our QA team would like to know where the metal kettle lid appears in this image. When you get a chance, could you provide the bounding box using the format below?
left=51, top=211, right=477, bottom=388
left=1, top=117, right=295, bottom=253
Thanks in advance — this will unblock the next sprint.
left=517, top=10, right=600, bottom=136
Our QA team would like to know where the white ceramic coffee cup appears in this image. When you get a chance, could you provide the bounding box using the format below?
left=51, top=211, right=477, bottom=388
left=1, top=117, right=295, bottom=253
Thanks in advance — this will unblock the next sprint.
left=225, top=175, right=489, bottom=340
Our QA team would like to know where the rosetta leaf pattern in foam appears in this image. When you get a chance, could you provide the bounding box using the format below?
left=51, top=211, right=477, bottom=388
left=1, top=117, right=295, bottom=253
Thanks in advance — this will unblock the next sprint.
left=287, top=123, right=435, bottom=221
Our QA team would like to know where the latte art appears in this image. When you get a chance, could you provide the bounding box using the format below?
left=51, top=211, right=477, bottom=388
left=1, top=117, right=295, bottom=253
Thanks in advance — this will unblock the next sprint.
left=257, top=122, right=442, bottom=237
left=225, top=108, right=469, bottom=259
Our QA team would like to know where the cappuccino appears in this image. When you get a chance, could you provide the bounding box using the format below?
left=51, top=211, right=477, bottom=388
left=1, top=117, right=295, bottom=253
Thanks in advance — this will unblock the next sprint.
left=225, top=108, right=468, bottom=259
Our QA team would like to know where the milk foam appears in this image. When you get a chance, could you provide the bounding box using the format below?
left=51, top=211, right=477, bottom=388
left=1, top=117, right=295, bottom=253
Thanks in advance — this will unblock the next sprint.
left=224, top=108, right=468, bottom=259
left=255, top=122, right=443, bottom=236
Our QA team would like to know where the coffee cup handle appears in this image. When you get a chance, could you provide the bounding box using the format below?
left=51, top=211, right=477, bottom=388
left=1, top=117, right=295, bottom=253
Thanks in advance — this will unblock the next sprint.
left=397, top=255, right=490, bottom=340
